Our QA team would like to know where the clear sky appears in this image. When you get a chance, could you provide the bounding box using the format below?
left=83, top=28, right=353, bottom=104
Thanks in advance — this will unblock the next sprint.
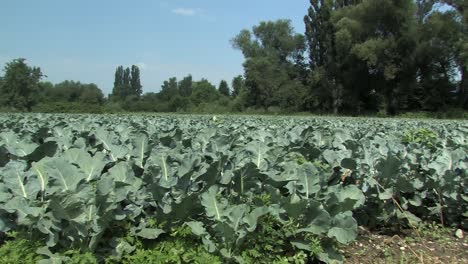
left=0, top=0, right=310, bottom=95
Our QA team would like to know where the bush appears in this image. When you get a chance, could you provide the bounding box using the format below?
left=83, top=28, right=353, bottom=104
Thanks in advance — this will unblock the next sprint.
left=0, top=238, right=43, bottom=264
left=435, top=108, right=468, bottom=119
left=103, top=102, right=126, bottom=113
left=398, top=109, right=467, bottom=119
left=0, top=106, right=21, bottom=113
left=33, top=102, right=104, bottom=113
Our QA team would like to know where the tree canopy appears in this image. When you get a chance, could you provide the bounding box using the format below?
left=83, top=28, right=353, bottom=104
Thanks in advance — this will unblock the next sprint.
left=0, top=58, right=43, bottom=111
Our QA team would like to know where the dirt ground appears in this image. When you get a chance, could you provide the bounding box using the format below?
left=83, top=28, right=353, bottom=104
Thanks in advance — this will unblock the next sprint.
left=340, top=224, right=467, bottom=264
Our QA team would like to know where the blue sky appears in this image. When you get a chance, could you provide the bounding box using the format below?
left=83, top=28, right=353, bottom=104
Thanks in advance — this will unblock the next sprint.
left=0, top=0, right=310, bottom=95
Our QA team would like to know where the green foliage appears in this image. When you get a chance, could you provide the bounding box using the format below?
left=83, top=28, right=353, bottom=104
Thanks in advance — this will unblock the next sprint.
left=240, top=214, right=317, bottom=264
left=232, top=20, right=307, bottom=110
left=397, top=109, right=468, bottom=119
left=103, top=101, right=126, bottom=113
left=178, top=74, right=193, bottom=97
left=0, top=58, right=43, bottom=111
left=130, top=65, right=142, bottom=98
left=159, top=77, right=179, bottom=102
left=0, top=114, right=466, bottom=263
left=402, top=128, right=438, bottom=148
left=33, top=102, right=104, bottom=113
left=190, top=79, right=221, bottom=106
left=231, top=75, right=245, bottom=98
left=41, top=80, right=104, bottom=105
left=121, top=242, right=221, bottom=264
left=302, top=0, right=466, bottom=114
left=0, top=238, right=43, bottom=263
left=121, top=227, right=222, bottom=264
left=111, top=65, right=143, bottom=102
left=273, top=251, right=308, bottom=264
left=61, top=250, right=99, bottom=264
left=218, top=80, right=230, bottom=97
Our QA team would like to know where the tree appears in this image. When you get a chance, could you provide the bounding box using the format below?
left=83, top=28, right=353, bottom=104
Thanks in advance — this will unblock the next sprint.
left=232, top=20, right=307, bottom=110
left=130, top=65, right=143, bottom=97
left=178, top=75, right=193, bottom=97
left=231, top=75, right=245, bottom=98
left=304, top=0, right=348, bottom=114
left=304, top=0, right=335, bottom=69
left=331, top=0, right=418, bottom=114
left=218, top=80, right=230, bottom=96
left=112, top=65, right=143, bottom=100
left=122, top=67, right=131, bottom=98
left=37, top=80, right=105, bottom=106
left=415, top=10, right=463, bottom=110
left=0, top=58, right=43, bottom=111
left=111, top=66, right=124, bottom=100
left=439, top=0, right=467, bottom=108
left=79, top=83, right=105, bottom=105
left=159, top=77, right=179, bottom=101
left=190, top=79, right=220, bottom=106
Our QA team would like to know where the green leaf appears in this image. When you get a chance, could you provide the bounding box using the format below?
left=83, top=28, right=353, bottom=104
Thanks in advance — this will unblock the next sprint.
left=0, top=131, right=39, bottom=157
left=186, top=221, right=208, bottom=236
left=341, top=158, right=357, bottom=170
left=317, top=239, right=344, bottom=263
left=2, top=161, right=40, bottom=199
left=145, top=152, right=178, bottom=189
left=201, top=186, right=228, bottom=221
left=231, top=163, right=261, bottom=196
left=131, top=133, right=150, bottom=168
left=323, top=149, right=351, bottom=167
left=47, top=158, right=86, bottom=192
left=295, top=162, right=321, bottom=199
left=327, top=213, right=357, bottom=244
left=3, top=196, right=43, bottom=225
left=136, top=228, right=165, bottom=239
left=243, top=206, right=269, bottom=232
left=227, top=204, right=249, bottom=231
left=296, top=201, right=332, bottom=235
left=64, top=148, right=107, bottom=182
left=326, top=185, right=365, bottom=215
left=106, top=162, right=134, bottom=184
left=378, top=188, right=393, bottom=200
left=428, top=148, right=466, bottom=176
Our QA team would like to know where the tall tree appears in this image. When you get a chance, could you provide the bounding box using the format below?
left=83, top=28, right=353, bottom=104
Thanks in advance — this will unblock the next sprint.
left=331, top=0, right=418, bottom=114
left=0, top=58, right=43, bottom=111
left=232, top=20, right=307, bottom=110
left=112, top=66, right=124, bottom=100
left=439, top=0, right=467, bottom=108
left=122, top=67, right=132, bottom=98
left=130, top=65, right=143, bottom=97
left=304, top=0, right=343, bottom=114
left=415, top=10, right=463, bottom=110
left=178, top=75, right=193, bottom=97
left=231, top=75, right=245, bottom=98
left=218, top=80, right=230, bottom=96
left=159, top=77, right=179, bottom=101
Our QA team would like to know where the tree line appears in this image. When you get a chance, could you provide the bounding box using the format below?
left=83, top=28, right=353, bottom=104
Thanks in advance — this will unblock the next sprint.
left=230, top=0, right=467, bottom=115
left=0, top=0, right=466, bottom=116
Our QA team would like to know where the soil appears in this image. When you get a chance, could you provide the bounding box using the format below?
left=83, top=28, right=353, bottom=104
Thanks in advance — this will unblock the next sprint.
left=340, top=225, right=468, bottom=264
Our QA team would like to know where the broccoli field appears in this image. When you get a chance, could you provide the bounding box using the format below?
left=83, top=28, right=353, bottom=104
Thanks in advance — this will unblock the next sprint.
left=0, top=113, right=466, bottom=263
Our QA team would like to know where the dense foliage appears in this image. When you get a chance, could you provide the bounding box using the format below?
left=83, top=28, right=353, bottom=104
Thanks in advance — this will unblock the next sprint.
left=0, top=114, right=466, bottom=263
left=0, top=59, right=43, bottom=112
